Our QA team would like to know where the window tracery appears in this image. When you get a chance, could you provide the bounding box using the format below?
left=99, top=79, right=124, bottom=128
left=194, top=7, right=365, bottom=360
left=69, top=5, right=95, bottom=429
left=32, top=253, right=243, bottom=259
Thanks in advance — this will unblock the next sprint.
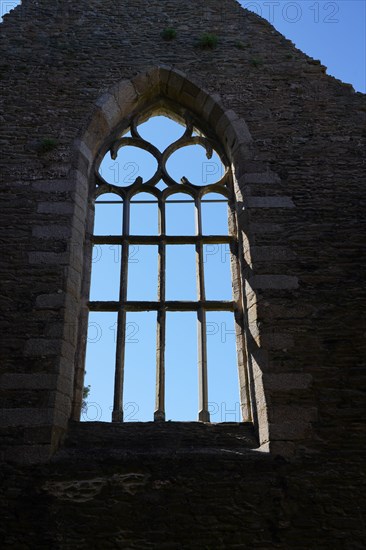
left=86, top=109, right=251, bottom=423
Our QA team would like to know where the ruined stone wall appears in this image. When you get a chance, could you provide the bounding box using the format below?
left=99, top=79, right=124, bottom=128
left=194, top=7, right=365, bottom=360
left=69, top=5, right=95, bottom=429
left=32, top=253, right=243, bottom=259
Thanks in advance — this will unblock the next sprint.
left=1, top=422, right=366, bottom=549
left=0, top=0, right=365, bottom=546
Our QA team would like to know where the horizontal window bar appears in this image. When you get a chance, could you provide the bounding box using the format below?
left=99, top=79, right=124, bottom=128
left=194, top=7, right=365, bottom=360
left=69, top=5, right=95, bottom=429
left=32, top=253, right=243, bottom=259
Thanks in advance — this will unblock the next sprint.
left=92, top=235, right=234, bottom=245
left=97, top=200, right=228, bottom=204
left=89, top=300, right=236, bottom=312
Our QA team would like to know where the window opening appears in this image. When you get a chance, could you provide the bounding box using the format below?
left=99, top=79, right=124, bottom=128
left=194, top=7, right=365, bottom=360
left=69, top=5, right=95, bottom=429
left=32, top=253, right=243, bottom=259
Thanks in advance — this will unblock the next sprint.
left=83, top=311, right=117, bottom=422
left=94, top=193, right=123, bottom=236
left=165, top=312, right=198, bottom=421
left=166, top=193, right=196, bottom=236
left=127, top=245, right=158, bottom=301
left=206, top=311, right=241, bottom=423
left=86, top=111, right=251, bottom=423
left=203, top=243, right=233, bottom=301
left=201, top=192, right=229, bottom=235
left=123, top=311, right=156, bottom=422
left=130, top=192, right=159, bottom=236
left=166, top=245, right=197, bottom=300
left=89, top=244, right=121, bottom=302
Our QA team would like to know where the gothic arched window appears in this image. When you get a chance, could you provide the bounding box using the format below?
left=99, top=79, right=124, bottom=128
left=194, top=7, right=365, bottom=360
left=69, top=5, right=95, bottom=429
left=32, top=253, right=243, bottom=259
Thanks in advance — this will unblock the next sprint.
left=84, top=108, right=251, bottom=424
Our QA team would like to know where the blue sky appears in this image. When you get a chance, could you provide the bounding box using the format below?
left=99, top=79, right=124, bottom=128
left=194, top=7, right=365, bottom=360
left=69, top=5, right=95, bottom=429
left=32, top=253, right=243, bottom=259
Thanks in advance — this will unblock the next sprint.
left=240, top=0, right=366, bottom=92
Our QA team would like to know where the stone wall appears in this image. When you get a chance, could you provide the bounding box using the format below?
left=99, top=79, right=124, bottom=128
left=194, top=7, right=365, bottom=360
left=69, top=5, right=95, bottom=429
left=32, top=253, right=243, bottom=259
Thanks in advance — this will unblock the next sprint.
left=0, top=0, right=365, bottom=545
left=1, top=422, right=365, bottom=548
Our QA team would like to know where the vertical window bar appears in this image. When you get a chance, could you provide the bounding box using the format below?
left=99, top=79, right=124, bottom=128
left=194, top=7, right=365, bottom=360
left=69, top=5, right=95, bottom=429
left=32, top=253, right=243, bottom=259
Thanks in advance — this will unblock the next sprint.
left=112, top=197, right=130, bottom=422
left=155, top=197, right=166, bottom=421
left=195, top=196, right=210, bottom=422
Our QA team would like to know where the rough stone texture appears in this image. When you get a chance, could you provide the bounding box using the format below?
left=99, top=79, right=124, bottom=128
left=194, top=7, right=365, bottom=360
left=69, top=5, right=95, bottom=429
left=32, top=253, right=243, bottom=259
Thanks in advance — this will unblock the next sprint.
left=1, top=423, right=365, bottom=549
left=0, top=0, right=365, bottom=546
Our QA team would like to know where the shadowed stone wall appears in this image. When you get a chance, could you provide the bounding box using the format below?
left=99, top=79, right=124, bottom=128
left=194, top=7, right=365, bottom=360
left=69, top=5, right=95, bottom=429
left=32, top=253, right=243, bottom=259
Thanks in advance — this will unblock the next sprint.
left=0, top=0, right=365, bottom=546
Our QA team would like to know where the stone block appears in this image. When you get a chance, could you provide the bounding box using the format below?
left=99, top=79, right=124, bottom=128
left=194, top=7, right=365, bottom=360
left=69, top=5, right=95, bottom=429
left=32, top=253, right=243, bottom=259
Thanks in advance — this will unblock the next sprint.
left=0, top=408, right=53, bottom=427
left=37, top=202, right=74, bottom=215
left=28, top=251, right=69, bottom=265
left=111, top=79, right=139, bottom=115
left=263, top=373, right=313, bottom=391
left=24, top=339, right=63, bottom=357
left=250, top=223, right=282, bottom=234
left=32, top=179, right=76, bottom=193
left=32, top=225, right=72, bottom=240
left=165, top=69, right=186, bottom=101
left=251, top=246, right=296, bottom=262
left=245, top=196, right=295, bottom=208
left=269, top=421, right=313, bottom=441
left=83, top=109, right=111, bottom=157
left=0, top=373, right=58, bottom=390
left=215, top=109, right=238, bottom=137
left=95, top=92, right=122, bottom=129
left=36, top=293, right=65, bottom=310
left=74, top=140, right=93, bottom=168
left=243, top=172, right=281, bottom=184
left=249, top=275, right=299, bottom=290
left=260, top=333, right=295, bottom=350
left=225, top=118, right=252, bottom=148
left=202, top=93, right=223, bottom=122
left=272, top=406, right=318, bottom=425
left=157, top=65, right=173, bottom=93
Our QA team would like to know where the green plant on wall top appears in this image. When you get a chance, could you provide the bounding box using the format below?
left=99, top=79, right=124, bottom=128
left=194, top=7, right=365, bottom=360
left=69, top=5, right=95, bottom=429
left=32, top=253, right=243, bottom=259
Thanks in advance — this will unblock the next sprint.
left=37, top=138, right=58, bottom=154
left=161, top=28, right=177, bottom=41
left=198, top=33, right=218, bottom=50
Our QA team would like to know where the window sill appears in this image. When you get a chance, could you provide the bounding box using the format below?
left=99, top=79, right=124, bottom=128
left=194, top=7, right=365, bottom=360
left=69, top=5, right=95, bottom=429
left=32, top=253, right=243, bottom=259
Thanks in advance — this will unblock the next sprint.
left=54, top=421, right=259, bottom=462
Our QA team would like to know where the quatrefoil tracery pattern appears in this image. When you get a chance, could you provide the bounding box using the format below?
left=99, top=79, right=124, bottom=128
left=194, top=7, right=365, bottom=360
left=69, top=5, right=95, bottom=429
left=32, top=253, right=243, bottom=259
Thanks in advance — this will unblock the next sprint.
left=95, top=112, right=230, bottom=196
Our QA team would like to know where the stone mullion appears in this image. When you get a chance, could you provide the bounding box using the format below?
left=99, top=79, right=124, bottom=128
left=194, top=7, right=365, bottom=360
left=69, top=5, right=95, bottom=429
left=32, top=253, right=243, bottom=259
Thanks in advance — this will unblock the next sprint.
left=195, top=196, right=210, bottom=423
left=155, top=197, right=166, bottom=421
left=112, top=197, right=130, bottom=423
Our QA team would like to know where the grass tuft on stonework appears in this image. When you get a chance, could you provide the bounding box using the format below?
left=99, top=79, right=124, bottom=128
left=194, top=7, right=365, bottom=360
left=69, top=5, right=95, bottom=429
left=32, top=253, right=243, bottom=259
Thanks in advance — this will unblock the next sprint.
left=198, top=33, right=218, bottom=50
left=161, top=28, right=177, bottom=41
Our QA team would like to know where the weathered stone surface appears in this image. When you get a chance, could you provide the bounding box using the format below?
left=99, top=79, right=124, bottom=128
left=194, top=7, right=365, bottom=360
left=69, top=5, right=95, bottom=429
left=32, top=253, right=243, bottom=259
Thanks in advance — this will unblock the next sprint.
left=0, top=0, right=365, bottom=546
left=0, top=423, right=365, bottom=548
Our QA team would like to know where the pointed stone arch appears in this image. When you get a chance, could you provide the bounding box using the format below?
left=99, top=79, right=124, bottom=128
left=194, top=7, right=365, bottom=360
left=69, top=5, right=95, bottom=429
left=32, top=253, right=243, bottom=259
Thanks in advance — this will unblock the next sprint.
left=68, top=66, right=299, bottom=452
left=2, top=67, right=306, bottom=462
